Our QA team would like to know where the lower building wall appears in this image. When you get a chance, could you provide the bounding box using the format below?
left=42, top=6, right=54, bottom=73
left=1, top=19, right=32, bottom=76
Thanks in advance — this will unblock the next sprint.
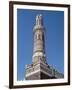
left=25, top=71, right=54, bottom=80
left=40, top=72, right=52, bottom=79
left=25, top=72, right=40, bottom=80
left=25, top=63, right=64, bottom=80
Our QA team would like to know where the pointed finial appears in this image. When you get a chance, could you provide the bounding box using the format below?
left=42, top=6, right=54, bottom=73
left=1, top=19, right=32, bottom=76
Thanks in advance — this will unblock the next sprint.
left=36, top=14, right=43, bottom=26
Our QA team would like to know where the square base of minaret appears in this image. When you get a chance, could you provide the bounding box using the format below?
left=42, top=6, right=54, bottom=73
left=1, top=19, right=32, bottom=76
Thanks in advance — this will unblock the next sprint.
left=25, top=62, right=64, bottom=80
left=25, top=72, right=52, bottom=80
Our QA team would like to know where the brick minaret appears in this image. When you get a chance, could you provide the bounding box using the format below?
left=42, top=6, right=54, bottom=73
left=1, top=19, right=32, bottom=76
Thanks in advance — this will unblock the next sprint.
left=32, top=14, right=47, bottom=65
left=25, top=15, right=64, bottom=80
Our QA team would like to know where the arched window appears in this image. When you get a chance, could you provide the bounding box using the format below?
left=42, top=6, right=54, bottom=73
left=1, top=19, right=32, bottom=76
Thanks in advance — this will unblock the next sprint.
left=36, top=34, right=41, bottom=40
left=38, top=34, right=41, bottom=40
left=36, top=33, right=44, bottom=40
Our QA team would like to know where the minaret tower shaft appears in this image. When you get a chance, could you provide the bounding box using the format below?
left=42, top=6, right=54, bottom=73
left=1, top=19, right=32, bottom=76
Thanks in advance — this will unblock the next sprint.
left=33, top=14, right=47, bottom=65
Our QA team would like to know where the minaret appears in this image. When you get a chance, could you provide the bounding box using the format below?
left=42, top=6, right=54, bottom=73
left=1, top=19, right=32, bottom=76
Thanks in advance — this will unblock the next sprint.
left=32, top=14, right=47, bottom=65
left=25, top=15, right=64, bottom=80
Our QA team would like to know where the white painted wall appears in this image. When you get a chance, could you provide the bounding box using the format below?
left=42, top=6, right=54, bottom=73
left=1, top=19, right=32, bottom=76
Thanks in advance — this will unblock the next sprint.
left=0, top=0, right=72, bottom=90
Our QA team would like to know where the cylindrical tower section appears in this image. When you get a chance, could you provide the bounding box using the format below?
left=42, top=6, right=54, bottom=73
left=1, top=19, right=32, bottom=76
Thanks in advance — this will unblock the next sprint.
left=34, top=29, right=45, bottom=53
left=32, top=14, right=47, bottom=65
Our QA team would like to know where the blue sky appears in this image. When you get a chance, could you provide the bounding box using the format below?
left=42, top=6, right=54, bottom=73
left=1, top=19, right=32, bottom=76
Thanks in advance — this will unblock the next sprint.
left=17, top=9, right=64, bottom=81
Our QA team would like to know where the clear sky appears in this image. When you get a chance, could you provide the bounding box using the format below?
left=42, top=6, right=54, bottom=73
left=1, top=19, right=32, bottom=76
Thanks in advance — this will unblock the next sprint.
left=17, top=9, right=64, bottom=81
